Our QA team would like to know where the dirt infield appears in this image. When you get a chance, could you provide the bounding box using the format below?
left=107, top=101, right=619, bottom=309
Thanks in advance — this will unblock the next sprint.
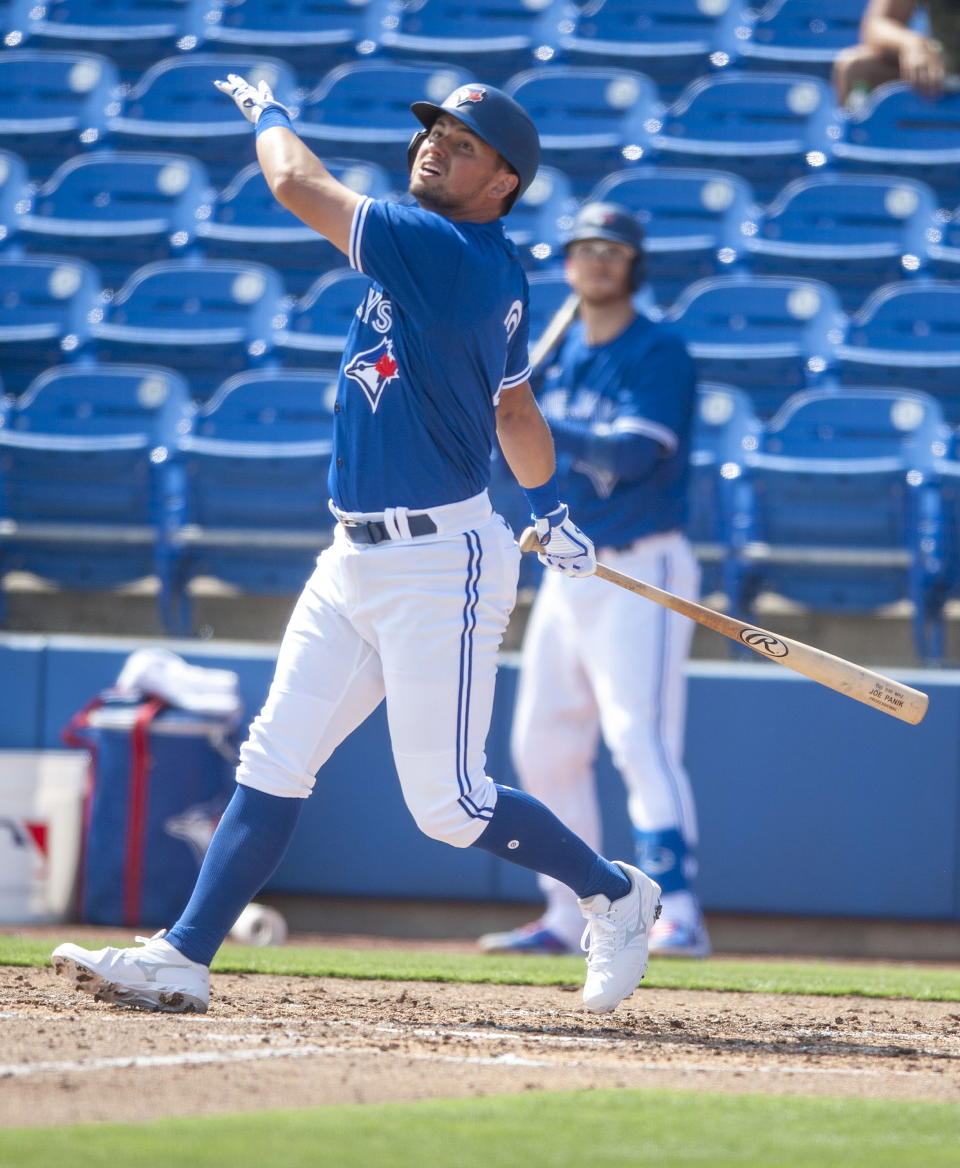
left=3, top=931, right=960, bottom=1129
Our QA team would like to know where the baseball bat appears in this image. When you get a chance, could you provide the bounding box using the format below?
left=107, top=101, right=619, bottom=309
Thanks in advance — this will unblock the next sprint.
left=518, top=528, right=929, bottom=725
left=529, top=291, right=579, bottom=375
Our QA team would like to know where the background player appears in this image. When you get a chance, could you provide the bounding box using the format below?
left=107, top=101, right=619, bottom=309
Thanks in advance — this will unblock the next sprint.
left=51, top=81, right=662, bottom=1016
left=480, top=203, right=710, bottom=959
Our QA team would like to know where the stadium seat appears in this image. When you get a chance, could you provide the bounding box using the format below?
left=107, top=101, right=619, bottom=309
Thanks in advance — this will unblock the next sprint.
left=663, top=274, right=846, bottom=416
left=734, top=387, right=949, bottom=662
left=504, top=165, right=576, bottom=270
left=203, top=0, right=386, bottom=91
left=526, top=269, right=572, bottom=364
left=925, top=203, right=960, bottom=281
left=197, top=157, right=393, bottom=297
left=2, top=0, right=212, bottom=83
left=505, top=66, right=661, bottom=195
left=743, top=173, right=939, bottom=312
left=0, top=363, right=194, bottom=632
left=734, top=0, right=864, bottom=79
left=0, top=254, right=101, bottom=397
left=15, top=150, right=212, bottom=292
left=0, top=149, right=30, bottom=250
left=173, top=369, right=337, bottom=602
left=649, top=70, right=842, bottom=203
left=831, top=83, right=960, bottom=208
left=587, top=167, right=755, bottom=308
left=106, top=54, right=298, bottom=187
left=376, top=0, right=564, bottom=88
left=274, top=267, right=371, bottom=372
left=91, top=259, right=286, bottom=401
left=834, top=281, right=960, bottom=423
left=0, top=50, right=118, bottom=178
left=555, top=0, right=743, bottom=101
left=298, top=61, right=475, bottom=186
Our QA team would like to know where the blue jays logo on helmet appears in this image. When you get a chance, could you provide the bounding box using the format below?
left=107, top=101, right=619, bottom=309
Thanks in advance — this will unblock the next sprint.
left=344, top=339, right=400, bottom=413
left=452, top=86, right=486, bottom=107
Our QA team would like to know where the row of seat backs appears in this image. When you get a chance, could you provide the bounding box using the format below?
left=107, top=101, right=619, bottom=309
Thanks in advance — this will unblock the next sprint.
left=4, top=48, right=960, bottom=202
left=0, top=0, right=877, bottom=91
left=5, top=145, right=958, bottom=306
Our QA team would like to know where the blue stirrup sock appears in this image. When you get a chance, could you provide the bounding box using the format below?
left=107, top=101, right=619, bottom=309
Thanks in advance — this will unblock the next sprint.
left=634, top=827, right=692, bottom=896
left=165, top=784, right=303, bottom=966
left=471, top=784, right=630, bottom=902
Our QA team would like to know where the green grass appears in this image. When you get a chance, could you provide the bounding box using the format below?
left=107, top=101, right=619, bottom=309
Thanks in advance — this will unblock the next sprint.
left=2, top=1090, right=960, bottom=1167
left=4, top=933, right=960, bottom=1001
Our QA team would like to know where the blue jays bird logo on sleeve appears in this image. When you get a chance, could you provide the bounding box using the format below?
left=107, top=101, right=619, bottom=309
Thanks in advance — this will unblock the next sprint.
left=344, top=338, right=400, bottom=412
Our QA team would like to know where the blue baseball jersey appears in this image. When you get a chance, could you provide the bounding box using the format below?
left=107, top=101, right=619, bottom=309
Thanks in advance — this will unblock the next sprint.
left=539, top=314, right=697, bottom=547
left=329, top=196, right=531, bottom=513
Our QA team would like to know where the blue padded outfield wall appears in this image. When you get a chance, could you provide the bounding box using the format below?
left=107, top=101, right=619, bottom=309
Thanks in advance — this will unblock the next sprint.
left=2, top=632, right=958, bottom=922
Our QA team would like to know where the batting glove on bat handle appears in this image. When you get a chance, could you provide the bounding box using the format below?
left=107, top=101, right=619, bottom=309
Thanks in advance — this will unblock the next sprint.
left=526, top=505, right=597, bottom=577
left=213, top=73, right=291, bottom=124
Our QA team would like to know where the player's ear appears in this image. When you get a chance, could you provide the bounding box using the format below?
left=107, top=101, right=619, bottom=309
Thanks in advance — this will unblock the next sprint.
left=488, top=169, right=519, bottom=202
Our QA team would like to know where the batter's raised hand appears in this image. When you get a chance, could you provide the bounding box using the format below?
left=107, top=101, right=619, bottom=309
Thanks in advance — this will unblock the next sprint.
left=213, top=73, right=290, bottom=124
left=533, top=504, right=596, bottom=577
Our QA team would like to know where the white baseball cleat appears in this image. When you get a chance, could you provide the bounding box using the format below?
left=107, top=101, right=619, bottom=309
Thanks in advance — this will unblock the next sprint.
left=579, top=862, right=662, bottom=1014
left=51, top=931, right=209, bottom=1013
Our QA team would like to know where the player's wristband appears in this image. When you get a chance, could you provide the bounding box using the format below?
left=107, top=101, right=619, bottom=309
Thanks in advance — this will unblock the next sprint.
left=522, top=474, right=560, bottom=518
left=255, top=105, right=294, bottom=138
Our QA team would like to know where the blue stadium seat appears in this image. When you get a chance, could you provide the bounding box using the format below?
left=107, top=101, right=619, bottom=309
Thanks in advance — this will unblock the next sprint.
left=376, top=0, right=564, bottom=88
left=173, top=368, right=337, bottom=600
left=555, top=0, right=743, bottom=101
left=925, top=203, right=960, bottom=281
left=831, top=83, right=960, bottom=208
left=663, top=274, right=847, bottom=416
left=505, top=66, right=661, bottom=195
left=734, top=387, right=949, bottom=662
left=650, top=70, right=841, bottom=203
left=504, top=165, right=576, bottom=271
left=587, top=167, right=755, bottom=308
left=743, top=173, right=939, bottom=312
left=107, top=54, right=298, bottom=187
left=686, top=381, right=760, bottom=599
left=0, top=254, right=100, bottom=396
left=734, top=0, right=863, bottom=79
left=203, top=0, right=386, bottom=91
left=0, top=149, right=31, bottom=250
left=91, top=259, right=286, bottom=401
left=298, top=61, right=475, bottom=186
left=835, top=281, right=960, bottom=423
left=2, top=0, right=212, bottom=83
left=15, top=150, right=212, bottom=292
left=274, top=267, right=371, bottom=372
left=0, top=362, right=194, bottom=632
left=0, top=50, right=118, bottom=178
left=526, top=269, right=572, bottom=362
left=197, top=157, right=393, bottom=297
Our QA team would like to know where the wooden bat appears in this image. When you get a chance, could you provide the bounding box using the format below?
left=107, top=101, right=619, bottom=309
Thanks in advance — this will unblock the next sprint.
left=518, top=528, right=929, bottom=726
left=529, top=291, right=579, bottom=375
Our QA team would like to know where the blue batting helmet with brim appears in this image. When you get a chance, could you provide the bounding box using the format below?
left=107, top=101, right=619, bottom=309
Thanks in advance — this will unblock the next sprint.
left=564, top=202, right=646, bottom=290
left=408, top=83, right=540, bottom=212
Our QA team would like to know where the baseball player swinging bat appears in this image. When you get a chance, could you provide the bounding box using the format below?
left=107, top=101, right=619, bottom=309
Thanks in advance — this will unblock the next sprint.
left=519, top=528, right=929, bottom=725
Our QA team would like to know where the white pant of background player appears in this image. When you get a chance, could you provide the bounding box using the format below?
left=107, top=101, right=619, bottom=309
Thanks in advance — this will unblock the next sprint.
left=511, top=529, right=702, bottom=950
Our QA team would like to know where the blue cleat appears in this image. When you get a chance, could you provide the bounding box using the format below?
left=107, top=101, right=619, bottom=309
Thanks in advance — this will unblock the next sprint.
left=478, top=920, right=574, bottom=955
left=648, top=915, right=712, bottom=958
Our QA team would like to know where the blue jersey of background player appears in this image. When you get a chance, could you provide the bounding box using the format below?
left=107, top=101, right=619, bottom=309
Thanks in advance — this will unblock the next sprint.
left=334, top=195, right=530, bottom=512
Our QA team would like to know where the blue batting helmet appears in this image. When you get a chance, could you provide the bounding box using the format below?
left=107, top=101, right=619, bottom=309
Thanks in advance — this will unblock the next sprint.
left=564, top=202, right=646, bottom=291
left=408, top=83, right=540, bottom=212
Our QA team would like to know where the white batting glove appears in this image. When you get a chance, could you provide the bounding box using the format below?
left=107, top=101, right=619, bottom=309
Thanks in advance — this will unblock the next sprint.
left=534, top=504, right=596, bottom=577
left=213, top=73, right=290, bottom=124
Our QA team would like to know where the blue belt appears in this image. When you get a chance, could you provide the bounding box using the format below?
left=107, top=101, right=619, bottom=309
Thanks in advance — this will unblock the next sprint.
left=340, top=513, right=438, bottom=545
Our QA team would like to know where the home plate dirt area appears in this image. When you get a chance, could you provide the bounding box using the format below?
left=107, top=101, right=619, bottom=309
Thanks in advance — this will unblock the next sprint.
left=2, top=948, right=960, bottom=1127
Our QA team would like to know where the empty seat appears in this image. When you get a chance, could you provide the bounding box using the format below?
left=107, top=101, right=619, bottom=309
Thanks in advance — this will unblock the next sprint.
left=743, top=173, right=939, bottom=312
left=925, top=203, right=960, bottom=281
left=274, top=267, right=372, bottom=371
left=588, top=166, right=755, bottom=307
left=0, top=49, right=118, bottom=178
left=16, top=150, right=212, bottom=291
left=107, top=54, right=298, bottom=187
left=650, top=70, right=841, bottom=203
left=735, top=387, right=949, bottom=662
left=197, top=157, right=393, bottom=297
left=0, top=254, right=100, bottom=396
left=663, top=274, right=846, bottom=416
left=505, top=66, right=661, bottom=195
left=91, top=259, right=286, bottom=401
left=0, top=363, right=194, bottom=632
left=174, top=369, right=337, bottom=600
left=0, top=148, right=31, bottom=249
left=835, top=281, right=960, bottom=422
left=298, top=61, right=475, bottom=185
left=504, top=165, right=576, bottom=270
left=735, top=0, right=864, bottom=79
